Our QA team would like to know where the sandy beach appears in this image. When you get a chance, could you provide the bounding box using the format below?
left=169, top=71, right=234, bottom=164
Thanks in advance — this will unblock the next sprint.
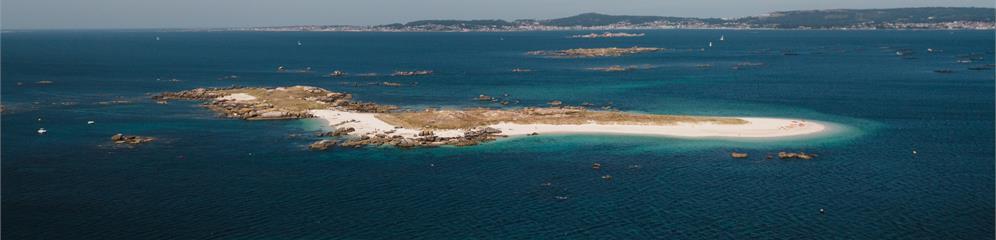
left=310, top=109, right=826, bottom=139
left=310, top=110, right=466, bottom=138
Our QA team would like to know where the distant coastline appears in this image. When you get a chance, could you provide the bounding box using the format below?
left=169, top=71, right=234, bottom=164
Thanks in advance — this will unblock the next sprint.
left=220, top=7, right=994, bottom=32
left=3, top=7, right=993, bottom=32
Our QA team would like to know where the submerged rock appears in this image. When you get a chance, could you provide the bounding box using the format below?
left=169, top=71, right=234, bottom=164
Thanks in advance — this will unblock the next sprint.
left=476, top=95, right=494, bottom=101
left=391, top=70, right=432, bottom=77
left=381, top=82, right=403, bottom=87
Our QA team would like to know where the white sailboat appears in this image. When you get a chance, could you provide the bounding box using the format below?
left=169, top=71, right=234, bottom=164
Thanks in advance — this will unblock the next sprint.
left=709, top=42, right=713, bottom=47
left=720, top=35, right=725, bottom=41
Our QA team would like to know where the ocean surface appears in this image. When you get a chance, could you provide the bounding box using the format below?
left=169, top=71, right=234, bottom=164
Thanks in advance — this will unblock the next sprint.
left=2, top=30, right=993, bottom=239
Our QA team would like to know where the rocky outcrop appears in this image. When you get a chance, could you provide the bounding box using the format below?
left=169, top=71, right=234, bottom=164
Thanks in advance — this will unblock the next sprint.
left=778, top=152, right=816, bottom=160
left=528, top=47, right=661, bottom=58
left=339, top=102, right=398, bottom=113
left=309, top=139, right=337, bottom=150
left=154, top=87, right=232, bottom=100
left=111, top=133, right=154, bottom=144
left=207, top=100, right=314, bottom=120
left=333, top=126, right=506, bottom=149
left=153, top=86, right=398, bottom=121
left=327, top=127, right=355, bottom=136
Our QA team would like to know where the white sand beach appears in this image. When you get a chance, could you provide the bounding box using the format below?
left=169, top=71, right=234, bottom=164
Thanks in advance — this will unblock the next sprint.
left=310, top=109, right=826, bottom=139
left=310, top=110, right=466, bottom=138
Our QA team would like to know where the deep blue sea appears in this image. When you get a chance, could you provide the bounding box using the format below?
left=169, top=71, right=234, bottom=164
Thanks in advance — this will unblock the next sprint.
left=2, top=30, right=994, bottom=239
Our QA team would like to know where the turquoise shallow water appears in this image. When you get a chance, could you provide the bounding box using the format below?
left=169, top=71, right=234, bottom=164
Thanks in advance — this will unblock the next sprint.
left=2, top=30, right=994, bottom=239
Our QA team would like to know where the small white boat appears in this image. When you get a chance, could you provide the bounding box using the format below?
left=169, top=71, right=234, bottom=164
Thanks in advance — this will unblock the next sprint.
left=155, top=36, right=160, bottom=41
left=87, top=121, right=95, bottom=125
left=297, top=41, right=302, bottom=46
left=709, top=42, right=713, bottom=47
left=720, top=35, right=725, bottom=41
left=37, top=128, right=47, bottom=134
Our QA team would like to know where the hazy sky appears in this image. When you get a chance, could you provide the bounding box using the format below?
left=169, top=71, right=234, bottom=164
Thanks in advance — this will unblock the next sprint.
left=2, top=0, right=993, bottom=29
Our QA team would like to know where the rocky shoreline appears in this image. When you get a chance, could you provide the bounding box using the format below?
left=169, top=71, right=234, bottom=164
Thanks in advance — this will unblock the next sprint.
left=153, top=86, right=396, bottom=120
left=315, top=126, right=508, bottom=149
left=153, top=86, right=514, bottom=149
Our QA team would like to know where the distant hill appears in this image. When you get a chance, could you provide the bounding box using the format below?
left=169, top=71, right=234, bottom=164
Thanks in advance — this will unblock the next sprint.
left=383, top=7, right=992, bottom=29
left=241, top=7, right=995, bottom=31
left=741, top=7, right=995, bottom=28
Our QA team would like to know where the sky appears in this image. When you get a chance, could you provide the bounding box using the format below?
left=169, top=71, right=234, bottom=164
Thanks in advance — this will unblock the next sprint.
left=2, top=0, right=993, bottom=29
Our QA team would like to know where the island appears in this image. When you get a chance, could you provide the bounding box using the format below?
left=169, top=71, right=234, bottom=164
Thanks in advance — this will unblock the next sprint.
left=571, top=32, right=645, bottom=38
left=527, top=47, right=661, bottom=58
left=154, top=86, right=826, bottom=149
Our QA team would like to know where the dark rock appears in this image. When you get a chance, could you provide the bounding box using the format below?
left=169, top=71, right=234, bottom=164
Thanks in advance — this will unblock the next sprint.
left=111, top=133, right=154, bottom=144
